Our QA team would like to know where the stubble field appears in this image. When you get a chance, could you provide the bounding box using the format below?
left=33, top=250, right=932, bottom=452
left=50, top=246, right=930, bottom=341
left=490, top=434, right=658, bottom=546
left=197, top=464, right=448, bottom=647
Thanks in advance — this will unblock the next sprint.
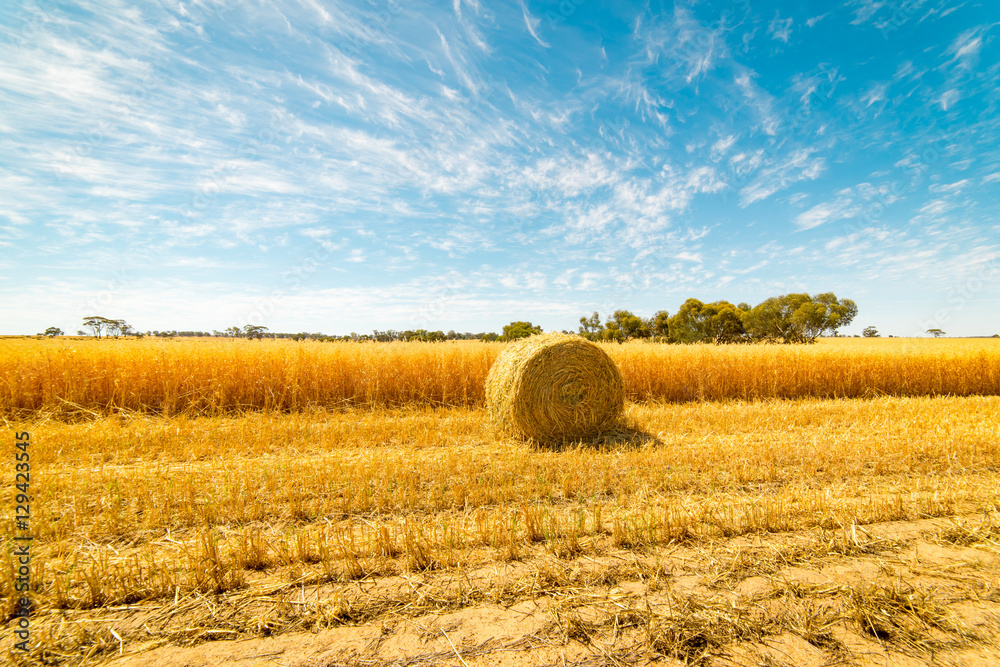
left=2, top=337, right=1000, bottom=666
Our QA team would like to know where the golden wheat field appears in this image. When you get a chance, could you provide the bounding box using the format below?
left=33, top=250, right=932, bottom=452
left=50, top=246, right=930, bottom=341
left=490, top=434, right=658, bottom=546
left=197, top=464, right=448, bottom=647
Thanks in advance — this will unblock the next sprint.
left=3, top=337, right=1000, bottom=666
left=4, top=336, right=1000, bottom=416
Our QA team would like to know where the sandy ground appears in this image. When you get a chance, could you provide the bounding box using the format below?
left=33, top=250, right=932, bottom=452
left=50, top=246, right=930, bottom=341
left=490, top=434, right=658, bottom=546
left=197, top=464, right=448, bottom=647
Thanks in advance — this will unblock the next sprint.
left=88, top=512, right=1000, bottom=667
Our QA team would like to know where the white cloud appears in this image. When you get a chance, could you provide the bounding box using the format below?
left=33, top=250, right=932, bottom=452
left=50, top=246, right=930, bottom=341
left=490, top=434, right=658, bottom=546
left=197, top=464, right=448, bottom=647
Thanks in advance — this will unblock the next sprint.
left=740, top=150, right=826, bottom=207
left=208, top=168, right=302, bottom=195
left=862, top=83, right=888, bottom=108
left=848, top=0, right=888, bottom=26
left=563, top=204, right=615, bottom=240
left=436, top=29, right=480, bottom=94
left=686, top=166, right=725, bottom=193
left=947, top=28, right=984, bottom=68
left=919, top=199, right=952, bottom=216
left=499, top=271, right=547, bottom=290
left=711, top=134, right=737, bottom=159
left=733, top=71, right=780, bottom=135
left=428, top=224, right=491, bottom=256
left=939, top=89, right=960, bottom=111
left=520, top=1, right=550, bottom=48
left=768, top=14, right=793, bottom=43
left=729, top=150, right=766, bottom=177
left=794, top=196, right=860, bottom=230
left=300, top=227, right=334, bottom=240
left=893, top=61, right=918, bottom=82
left=928, top=179, right=969, bottom=194
left=955, top=37, right=982, bottom=59
left=634, top=8, right=727, bottom=86
left=805, top=13, right=829, bottom=28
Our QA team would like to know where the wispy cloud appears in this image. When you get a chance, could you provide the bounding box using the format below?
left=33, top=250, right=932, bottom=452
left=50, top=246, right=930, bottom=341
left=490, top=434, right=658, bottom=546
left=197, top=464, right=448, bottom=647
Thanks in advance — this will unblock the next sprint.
left=520, top=1, right=550, bottom=48
left=939, top=88, right=960, bottom=111
left=711, top=134, right=737, bottom=159
left=928, top=179, right=969, bottom=194
left=848, top=0, right=888, bottom=26
left=806, top=13, right=829, bottom=28
left=768, top=13, right=793, bottom=43
left=794, top=195, right=859, bottom=230
left=740, top=150, right=826, bottom=207
left=633, top=8, right=728, bottom=86
left=946, top=27, right=985, bottom=69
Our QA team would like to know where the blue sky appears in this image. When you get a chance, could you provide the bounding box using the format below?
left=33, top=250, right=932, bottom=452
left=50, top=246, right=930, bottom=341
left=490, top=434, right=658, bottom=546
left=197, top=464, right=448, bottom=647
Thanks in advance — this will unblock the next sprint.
left=2, top=0, right=999, bottom=337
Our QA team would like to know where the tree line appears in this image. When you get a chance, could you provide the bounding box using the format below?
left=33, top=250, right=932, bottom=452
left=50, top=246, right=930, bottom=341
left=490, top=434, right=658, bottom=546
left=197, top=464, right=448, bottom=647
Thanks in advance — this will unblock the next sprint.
left=63, top=319, right=503, bottom=342
left=77, top=316, right=141, bottom=339
left=574, top=292, right=857, bottom=344
left=223, top=327, right=501, bottom=342
left=58, top=292, right=856, bottom=344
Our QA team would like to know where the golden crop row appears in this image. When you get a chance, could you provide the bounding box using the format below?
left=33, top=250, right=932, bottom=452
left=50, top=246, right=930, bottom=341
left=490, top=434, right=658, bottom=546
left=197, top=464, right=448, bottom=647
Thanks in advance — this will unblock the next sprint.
left=1, top=336, right=998, bottom=417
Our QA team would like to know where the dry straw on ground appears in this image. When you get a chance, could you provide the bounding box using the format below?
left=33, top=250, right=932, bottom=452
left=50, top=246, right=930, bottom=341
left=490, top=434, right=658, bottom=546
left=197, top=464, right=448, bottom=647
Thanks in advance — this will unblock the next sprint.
left=485, top=333, right=625, bottom=444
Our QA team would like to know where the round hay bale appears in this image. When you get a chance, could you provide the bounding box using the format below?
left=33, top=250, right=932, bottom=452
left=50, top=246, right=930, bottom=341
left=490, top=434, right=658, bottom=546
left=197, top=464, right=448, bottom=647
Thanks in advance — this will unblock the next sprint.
left=485, top=333, right=625, bottom=443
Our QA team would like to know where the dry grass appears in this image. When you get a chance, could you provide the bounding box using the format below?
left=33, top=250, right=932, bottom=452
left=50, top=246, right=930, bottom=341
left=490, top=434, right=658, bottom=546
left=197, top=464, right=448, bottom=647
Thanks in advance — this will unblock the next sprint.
left=1, top=337, right=998, bottom=418
left=3, top=395, right=1000, bottom=661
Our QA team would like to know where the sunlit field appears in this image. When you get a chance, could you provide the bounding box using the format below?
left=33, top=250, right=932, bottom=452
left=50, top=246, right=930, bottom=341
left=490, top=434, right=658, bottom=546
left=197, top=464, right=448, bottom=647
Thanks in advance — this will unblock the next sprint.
left=3, top=337, right=999, bottom=665
left=3, top=337, right=999, bottom=416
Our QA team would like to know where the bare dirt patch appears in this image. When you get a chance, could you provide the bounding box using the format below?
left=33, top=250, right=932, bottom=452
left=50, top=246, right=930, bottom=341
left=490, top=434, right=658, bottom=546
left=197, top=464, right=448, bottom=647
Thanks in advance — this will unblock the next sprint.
left=63, top=512, right=1000, bottom=667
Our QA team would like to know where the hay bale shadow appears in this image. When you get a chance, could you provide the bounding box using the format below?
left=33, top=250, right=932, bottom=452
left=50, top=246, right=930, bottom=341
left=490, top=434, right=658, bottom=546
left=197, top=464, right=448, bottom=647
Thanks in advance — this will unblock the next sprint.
left=532, top=421, right=661, bottom=451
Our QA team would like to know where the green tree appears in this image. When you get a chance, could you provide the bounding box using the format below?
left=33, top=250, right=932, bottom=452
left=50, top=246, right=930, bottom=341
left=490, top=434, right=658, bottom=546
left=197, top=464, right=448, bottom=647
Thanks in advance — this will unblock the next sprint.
left=243, top=324, right=269, bottom=339
left=608, top=310, right=648, bottom=340
left=667, top=298, right=709, bottom=343
left=600, top=320, right=624, bottom=342
left=743, top=293, right=857, bottom=343
left=647, top=310, right=670, bottom=339
left=926, top=328, right=945, bottom=338
left=668, top=299, right=747, bottom=344
left=862, top=325, right=879, bottom=338
left=42, top=327, right=63, bottom=337
left=743, top=294, right=813, bottom=343
left=105, top=318, right=135, bottom=338
left=790, top=293, right=858, bottom=342
left=578, top=311, right=602, bottom=340
left=703, top=302, right=748, bottom=344
left=82, top=315, right=113, bottom=339
left=501, top=321, right=542, bottom=341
